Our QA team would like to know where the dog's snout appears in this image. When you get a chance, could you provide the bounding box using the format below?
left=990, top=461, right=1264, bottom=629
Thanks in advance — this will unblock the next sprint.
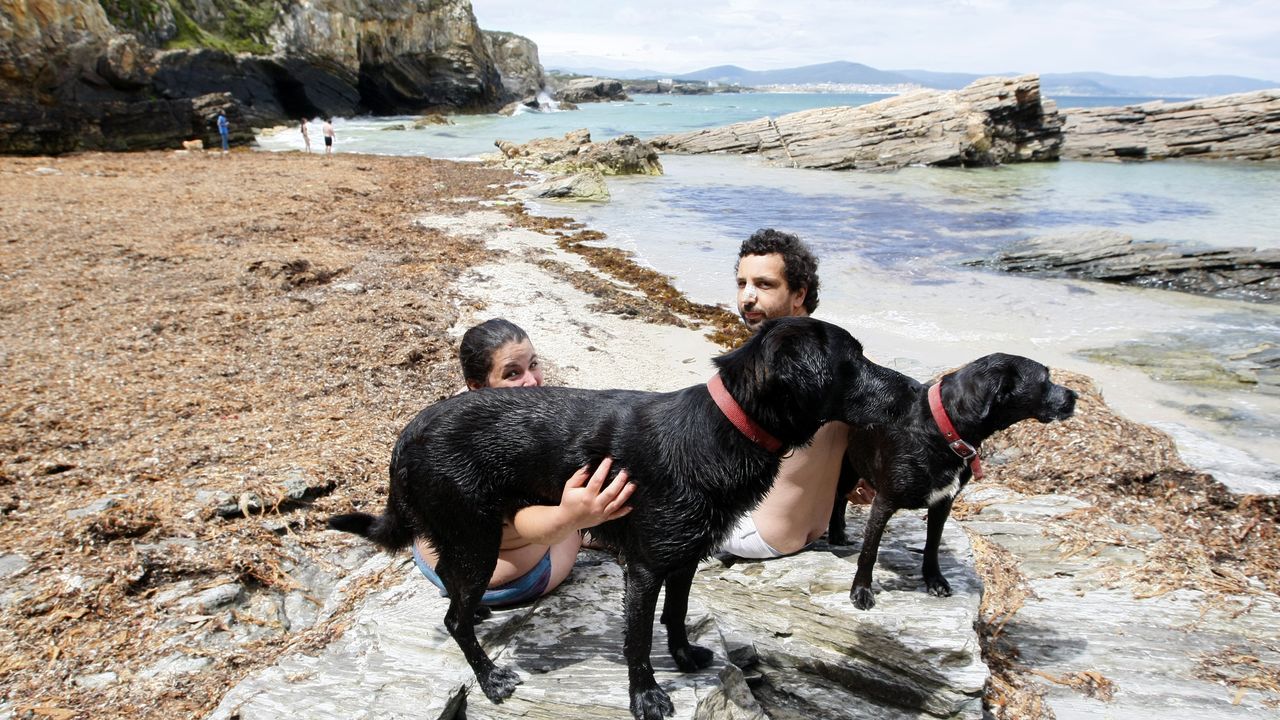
left=1051, top=386, right=1077, bottom=419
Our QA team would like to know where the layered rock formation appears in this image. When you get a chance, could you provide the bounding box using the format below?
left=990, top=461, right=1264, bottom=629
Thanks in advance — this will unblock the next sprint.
left=550, top=75, right=629, bottom=104
left=652, top=74, right=1064, bottom=170
left=0, top=0, right=543, bottom=153
left=1062, top=90, right=1280, bottom=161
left=490, top=129, right=663, bottom=176
left=969, top=229, right=1280, bottom=303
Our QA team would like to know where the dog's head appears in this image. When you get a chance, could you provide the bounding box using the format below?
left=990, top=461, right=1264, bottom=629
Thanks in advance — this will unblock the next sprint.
left=944, top=353, right=1077, bottom=438
left=714, top=317, right=910, bottom=447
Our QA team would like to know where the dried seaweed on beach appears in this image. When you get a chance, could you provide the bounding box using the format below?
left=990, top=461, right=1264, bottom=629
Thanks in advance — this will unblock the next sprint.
left=981, top=370, right=1279, bottom=598
left=0, top=151, right=514, bottom=718
left=506, top=209, right=753, bottom=348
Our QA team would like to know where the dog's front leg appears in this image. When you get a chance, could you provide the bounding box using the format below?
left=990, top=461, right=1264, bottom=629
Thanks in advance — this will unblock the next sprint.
left=623, top=563, right=675, bottom=720
left=850, top=495, right=895, bottom=610
left=922, top=497, right=954, bottom=597
left=658, top=562, right=714, bottom=672
left=827, top=456, right=857, bottom=544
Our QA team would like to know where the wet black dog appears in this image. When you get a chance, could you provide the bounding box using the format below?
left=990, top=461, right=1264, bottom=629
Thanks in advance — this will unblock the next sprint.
left=328, top=317, right=909, bottom=720
left=828, top=353, right=1077, bottom=610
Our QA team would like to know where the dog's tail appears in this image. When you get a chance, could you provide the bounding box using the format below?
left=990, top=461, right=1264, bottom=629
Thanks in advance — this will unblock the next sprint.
left=327, top=509, right=414, bottom=551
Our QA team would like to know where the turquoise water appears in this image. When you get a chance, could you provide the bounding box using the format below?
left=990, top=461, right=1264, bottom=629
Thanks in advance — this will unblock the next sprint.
left=256, top=92, right=1198, bottom=159
left=256, top=93, right=894, bottom=158
left=256, top=93, right=1280, bottom=491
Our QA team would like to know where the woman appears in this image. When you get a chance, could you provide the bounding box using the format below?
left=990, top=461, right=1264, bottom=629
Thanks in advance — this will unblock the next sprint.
left=300, top=118, right=311, bottom=153
left=412, top=318, right=634, bottom=605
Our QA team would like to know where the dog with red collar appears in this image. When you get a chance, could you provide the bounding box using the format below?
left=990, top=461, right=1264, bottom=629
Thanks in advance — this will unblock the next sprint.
left=829, top=353, right=1078, bottom=610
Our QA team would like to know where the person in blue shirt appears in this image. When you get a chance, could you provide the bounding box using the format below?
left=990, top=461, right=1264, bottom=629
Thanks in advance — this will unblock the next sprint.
left=217, top=111, right=230, bottom=154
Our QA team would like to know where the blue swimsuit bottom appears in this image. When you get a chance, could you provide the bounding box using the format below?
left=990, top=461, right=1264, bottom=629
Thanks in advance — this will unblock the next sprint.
left=411, top=542, right=552, bottom=607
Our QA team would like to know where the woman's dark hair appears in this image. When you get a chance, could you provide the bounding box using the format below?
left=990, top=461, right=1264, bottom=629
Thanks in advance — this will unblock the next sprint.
left=459, top=318, right=530, bottom=388
left=736, top=228, right=820, bottom=314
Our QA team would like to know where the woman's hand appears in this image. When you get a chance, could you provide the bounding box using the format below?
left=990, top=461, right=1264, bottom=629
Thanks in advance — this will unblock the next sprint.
left=559, top=456, right=634, bottom=528
left=510, top=457, right=634, bottom=546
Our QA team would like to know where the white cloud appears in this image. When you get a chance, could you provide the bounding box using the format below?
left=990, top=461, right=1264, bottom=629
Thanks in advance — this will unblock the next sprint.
left=469, top=0, right=1280, bottom=80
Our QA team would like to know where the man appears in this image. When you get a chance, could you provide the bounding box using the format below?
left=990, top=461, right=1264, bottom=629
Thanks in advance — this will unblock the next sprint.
left=322, top=118, right=335, bottom=156
left=720, top=228, right=874, bottom=559
left=216, top=110, right=230, bottom=155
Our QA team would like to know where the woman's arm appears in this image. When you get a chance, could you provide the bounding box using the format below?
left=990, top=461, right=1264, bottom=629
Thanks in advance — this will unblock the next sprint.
left=511, top=457, right=634, bottom=545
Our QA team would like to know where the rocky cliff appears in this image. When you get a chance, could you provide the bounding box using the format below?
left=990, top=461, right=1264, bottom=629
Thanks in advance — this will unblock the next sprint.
left=0, top=0, right=543, bottom=154
left=483, top=29, right=544, bottom=100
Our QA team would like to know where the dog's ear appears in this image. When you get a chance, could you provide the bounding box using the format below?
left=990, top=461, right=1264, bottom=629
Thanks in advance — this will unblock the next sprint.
left=714, top=317, right=836, bottom=443
left=948, top=354, right=1019, bottom=426
left=950, top=354, right=1064, bottom=435
left=759, top=319, right=834, bottom=399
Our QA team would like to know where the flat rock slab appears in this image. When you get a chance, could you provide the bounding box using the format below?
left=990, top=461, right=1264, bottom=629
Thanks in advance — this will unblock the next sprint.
left=701, top=506, right=987, bottom=719
left=968, top=229, right=1280, bottom=304
left=1062, top=89, right=1280, bottom=161
left=206, top=510, right=984, bottom=719
left=205, top=552, right=763, bottom=720
left=963, top=486, right=1280, bottom=718
left=652, top=74, right=1063, bottom=170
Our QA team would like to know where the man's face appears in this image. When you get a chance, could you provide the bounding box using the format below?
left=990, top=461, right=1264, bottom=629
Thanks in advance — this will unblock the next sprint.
left=736, top=253, right=807, bottom=331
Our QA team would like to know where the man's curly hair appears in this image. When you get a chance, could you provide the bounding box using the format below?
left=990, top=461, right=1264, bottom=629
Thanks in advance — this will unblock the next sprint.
left=736, top=228, right=820, bottom=314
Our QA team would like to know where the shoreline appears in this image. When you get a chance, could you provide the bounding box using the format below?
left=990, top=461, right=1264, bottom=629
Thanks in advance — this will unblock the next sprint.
left=1, top=150, right=1277, bottom=717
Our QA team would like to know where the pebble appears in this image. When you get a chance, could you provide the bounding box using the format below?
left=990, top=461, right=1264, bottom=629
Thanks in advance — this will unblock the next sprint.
left=73, top=671, right=119, bottom=689
left=181, top=582, right=245, bottom=613
left=66, top=496, right=122, bottom=519
left=0, top=553, right=29, bottom=578
left=139, top=651, right=213, bottom=680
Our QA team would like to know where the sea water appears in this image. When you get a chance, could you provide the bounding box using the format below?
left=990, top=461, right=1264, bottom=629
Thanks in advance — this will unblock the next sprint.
left=257, top=93, right=1280, bottom=492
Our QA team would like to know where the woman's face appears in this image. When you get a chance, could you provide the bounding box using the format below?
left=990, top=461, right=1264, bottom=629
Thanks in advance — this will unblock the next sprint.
left=478, top=338, right=543, bottom=389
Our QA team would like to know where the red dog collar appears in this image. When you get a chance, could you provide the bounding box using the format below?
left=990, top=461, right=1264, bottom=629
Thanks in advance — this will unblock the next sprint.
left=928, top=379, right=984, bottom=480
left=707, top=373, right=782, bottom=454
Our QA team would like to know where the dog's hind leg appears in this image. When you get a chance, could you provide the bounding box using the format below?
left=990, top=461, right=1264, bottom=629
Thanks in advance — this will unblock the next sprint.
left=434, top=529, right=521, bottom=703
left=658, top=562, right=714, bottom=672
left=922, top=497, right=954, bottom=597
left=623, top=563, right=675, bottom=720
left=850, top=495, right=896, bottom=610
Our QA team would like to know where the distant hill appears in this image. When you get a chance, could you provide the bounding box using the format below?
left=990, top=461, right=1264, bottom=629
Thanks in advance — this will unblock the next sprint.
left=892, top=69, right=1277, bottom=96
left=546, top=65, right=672, bottom=80
left=1038, top=72, right=1278, bottom=97
left=550, top=61, right=1279, bottom=97
left=675, top=61, right=916, bottom=86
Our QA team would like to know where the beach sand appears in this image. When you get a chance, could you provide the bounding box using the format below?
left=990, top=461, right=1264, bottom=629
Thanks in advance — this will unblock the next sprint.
left=1, top=150, right=1276, bottom=718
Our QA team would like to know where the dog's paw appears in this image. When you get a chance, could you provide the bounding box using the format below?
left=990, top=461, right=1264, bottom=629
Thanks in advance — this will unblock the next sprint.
left=672, top=643, right=714, bottom=672
left=478, top=665, right=521, bottom=702
left=850, top=585, right=876, bottom=610
left=629, top=686, right=675, bottom=720
left=924, top=574, right=953, bottom=598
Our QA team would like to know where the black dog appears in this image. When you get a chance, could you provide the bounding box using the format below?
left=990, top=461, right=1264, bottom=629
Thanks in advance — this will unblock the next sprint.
left=828, top=353, right=1077, bottom=610
left=328, top=317, right=909, bottom=720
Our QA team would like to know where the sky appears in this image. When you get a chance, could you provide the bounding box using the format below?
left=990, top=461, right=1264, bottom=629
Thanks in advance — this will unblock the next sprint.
left=469, top=0, right=1280, bottom=81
